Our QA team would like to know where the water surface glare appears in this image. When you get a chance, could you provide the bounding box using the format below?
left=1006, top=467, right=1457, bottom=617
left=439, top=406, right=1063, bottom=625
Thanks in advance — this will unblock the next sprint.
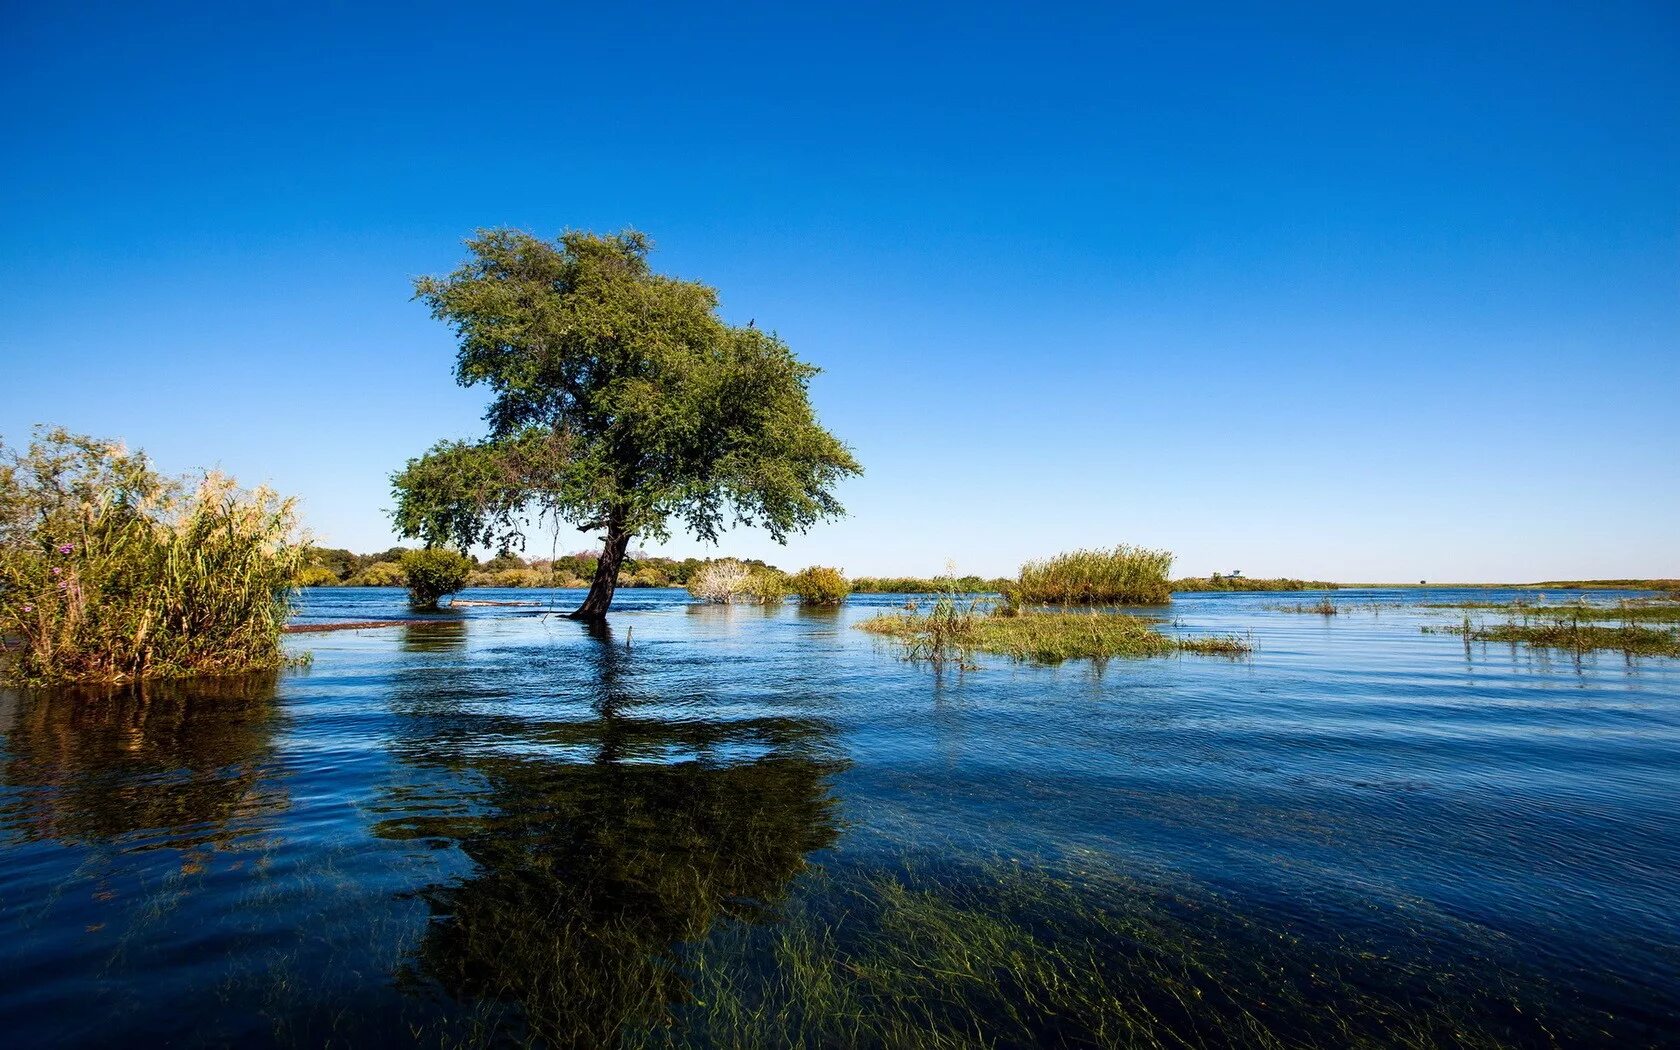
left=2, top=587, right=1677, bottom=1046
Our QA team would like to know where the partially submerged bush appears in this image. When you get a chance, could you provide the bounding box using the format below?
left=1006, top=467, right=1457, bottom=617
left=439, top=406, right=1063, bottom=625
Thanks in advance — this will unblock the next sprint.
left=0, top=427, right=305, bottom=684
left=687, top=559, right=787, bottom=605
left=688, top=559, right=754, bottom=603
left=790, top=566, right=850, bottom=605
left=401, top=547, right=472, bottom=609
left=1015, top=545, right=1173, bottom=606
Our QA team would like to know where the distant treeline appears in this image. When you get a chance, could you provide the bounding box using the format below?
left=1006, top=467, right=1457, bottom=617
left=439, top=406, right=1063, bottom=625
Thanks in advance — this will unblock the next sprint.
left=296, top=547, right=782, bottom=589
left=851, top=575, right=1013, bottom=594
left=1171, top=576, right=1340, bottom=592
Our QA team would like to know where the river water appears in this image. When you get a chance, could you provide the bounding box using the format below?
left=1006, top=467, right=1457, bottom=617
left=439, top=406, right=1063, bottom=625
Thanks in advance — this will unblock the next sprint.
left=2, top=587, right=1676, bottom=1046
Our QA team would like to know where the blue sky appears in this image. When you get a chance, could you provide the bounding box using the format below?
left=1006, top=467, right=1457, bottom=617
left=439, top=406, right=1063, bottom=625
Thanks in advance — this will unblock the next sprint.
left=3, top=2, right=1675, bottom=581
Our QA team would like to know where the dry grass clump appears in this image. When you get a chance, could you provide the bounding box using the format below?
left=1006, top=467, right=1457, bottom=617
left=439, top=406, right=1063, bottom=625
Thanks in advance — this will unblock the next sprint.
left=1014, top=545, right=1173, bottom=606
left=0, top=427, right=305, bottom=684
left=687, top=559, right=786, bottom=605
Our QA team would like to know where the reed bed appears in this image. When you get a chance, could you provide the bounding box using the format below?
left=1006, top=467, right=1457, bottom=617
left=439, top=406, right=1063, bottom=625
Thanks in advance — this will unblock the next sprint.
left=859, top=600, right=1251, bottom=665
left=1014, top=545, right=1173, bottom=606
left=0, top=429, right=305, bottom=684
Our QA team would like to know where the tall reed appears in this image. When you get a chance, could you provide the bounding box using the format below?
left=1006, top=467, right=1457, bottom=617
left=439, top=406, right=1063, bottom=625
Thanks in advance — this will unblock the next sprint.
left=0, top=428, right=304, bottom=684
left=1013, top=545, right=1173, bottom=606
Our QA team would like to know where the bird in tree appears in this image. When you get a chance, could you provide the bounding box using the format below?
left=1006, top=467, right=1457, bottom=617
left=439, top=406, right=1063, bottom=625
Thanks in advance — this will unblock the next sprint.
left=391, top=229, right=862, bottom=620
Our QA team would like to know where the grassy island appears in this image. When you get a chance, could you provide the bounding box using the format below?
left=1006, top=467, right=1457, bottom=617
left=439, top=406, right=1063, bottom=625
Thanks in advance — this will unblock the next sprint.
left=860, top=602, right=1251, bottom=664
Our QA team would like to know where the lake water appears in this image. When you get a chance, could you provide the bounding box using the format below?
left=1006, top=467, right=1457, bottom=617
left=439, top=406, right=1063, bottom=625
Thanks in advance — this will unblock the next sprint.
left=2, top=588, right=1677, bottom=1047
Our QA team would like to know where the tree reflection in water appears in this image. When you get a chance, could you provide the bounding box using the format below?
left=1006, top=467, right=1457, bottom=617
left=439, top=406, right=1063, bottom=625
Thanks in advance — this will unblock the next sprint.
left=375, top=618, right=846, bottom=1045
left=0, top=673, right=285, bottom=853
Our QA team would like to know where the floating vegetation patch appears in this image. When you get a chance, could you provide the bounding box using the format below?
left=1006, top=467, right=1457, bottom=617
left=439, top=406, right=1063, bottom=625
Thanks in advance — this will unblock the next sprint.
left=1424, top=616, right=1680, bottom=657
left=1422, top=600, right=1680, bottom=623
left=858, top=598, right=1251, bottom=666
left=1265, top=597, right=1341, bottom=616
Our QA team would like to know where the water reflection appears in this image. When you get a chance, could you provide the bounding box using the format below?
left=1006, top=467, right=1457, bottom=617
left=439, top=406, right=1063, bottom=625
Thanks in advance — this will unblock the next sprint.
left=400, top=618, right=468, bottom=654
left=0, top=674, right=286, bottom=853
left=375, top=617, right=846, bottom=1044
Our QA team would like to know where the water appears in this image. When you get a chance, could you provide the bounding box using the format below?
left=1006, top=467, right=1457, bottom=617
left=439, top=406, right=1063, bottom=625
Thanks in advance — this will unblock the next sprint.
left=2, top=588, right=1677, bottom=1046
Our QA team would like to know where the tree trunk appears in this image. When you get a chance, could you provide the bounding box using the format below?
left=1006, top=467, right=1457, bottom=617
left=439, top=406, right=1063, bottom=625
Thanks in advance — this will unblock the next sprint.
left=570, top=520, right=630, bottom=620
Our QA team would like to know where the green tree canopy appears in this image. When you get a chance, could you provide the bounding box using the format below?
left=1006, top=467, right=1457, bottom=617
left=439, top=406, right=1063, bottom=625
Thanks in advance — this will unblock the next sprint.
left=392, top=229, right=860, bottom=618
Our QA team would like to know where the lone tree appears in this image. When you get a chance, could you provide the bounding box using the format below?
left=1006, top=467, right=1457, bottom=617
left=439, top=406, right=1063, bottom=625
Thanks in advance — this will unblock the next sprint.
left=392, top=229, right=861, bottom=620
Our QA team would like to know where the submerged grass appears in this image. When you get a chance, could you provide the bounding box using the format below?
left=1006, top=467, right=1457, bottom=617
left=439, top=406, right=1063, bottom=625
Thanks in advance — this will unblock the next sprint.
left=858, top=599, right=1251, bottom=665
left=618, top=857, right=1567, bottom=1050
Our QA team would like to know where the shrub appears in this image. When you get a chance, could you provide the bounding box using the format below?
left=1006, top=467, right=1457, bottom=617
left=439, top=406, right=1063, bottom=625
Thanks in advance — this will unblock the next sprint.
left=0, top=427, right=305, bottom=685
left=749, top=568, right=789, bottom=605
left=790, top=566, right=849, bottom=605
left=1014, top=545, right=1173, bottom=606
left=400, top=548, right=472, bottom=609
left=348, top=561, right=407, bottom=587
left=687, top=559, right=786, bottom=604
left=688, top=559, right=754, bottom=603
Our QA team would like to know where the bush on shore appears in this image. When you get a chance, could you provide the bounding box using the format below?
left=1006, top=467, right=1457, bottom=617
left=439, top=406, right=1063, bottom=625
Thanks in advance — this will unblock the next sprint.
left=0, top=427, right=304, bottom=685
left=790, top=566, right=850, bottom=605
left=400, top=548, right=472, bottom=609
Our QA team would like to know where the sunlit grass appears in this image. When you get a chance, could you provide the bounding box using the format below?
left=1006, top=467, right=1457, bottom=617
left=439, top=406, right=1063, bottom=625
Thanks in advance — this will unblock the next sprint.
left=1014, top=545, right=1173, bottom=606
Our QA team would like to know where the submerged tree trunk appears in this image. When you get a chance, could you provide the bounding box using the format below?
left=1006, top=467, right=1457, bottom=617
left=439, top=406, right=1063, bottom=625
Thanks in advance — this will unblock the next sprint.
left=570, top=520, right=631, bottom=621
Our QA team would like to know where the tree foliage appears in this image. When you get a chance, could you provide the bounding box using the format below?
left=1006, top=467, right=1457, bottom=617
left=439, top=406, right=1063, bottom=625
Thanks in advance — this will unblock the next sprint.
left=391, top=229, right=860, bottom=618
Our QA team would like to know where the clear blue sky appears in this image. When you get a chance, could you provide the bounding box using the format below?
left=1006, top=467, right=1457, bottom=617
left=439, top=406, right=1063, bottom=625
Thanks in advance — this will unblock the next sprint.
left=3, top=2, right=1676, bottom=581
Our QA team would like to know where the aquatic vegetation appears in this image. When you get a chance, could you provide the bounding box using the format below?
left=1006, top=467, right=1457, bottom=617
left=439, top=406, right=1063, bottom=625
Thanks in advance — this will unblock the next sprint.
left=1422, top=599, right=1680, bottom=623
left=788, top=565, right=849, bottom=605
left=622, top=858, right=1564, bottom=1049
left=1014, top=545, right=1173, bottom=606
left=859, top=602, right=1251, bottom=664
left=0, top=427, right=304, bottom=685
left=1266, top=596, right=1341, bottom=615
left=1424, top=615, right=1680, bottom=657
left=688, top=559, right=754, bottom=603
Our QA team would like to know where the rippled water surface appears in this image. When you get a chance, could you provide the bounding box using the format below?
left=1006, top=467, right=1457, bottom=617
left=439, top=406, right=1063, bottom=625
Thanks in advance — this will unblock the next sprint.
left=3, top=588, right=1677, bottom=1047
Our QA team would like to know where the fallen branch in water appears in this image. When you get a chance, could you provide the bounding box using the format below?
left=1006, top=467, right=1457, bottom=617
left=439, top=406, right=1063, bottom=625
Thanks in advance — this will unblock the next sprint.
left=284, top=620, right=415, bottom=634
